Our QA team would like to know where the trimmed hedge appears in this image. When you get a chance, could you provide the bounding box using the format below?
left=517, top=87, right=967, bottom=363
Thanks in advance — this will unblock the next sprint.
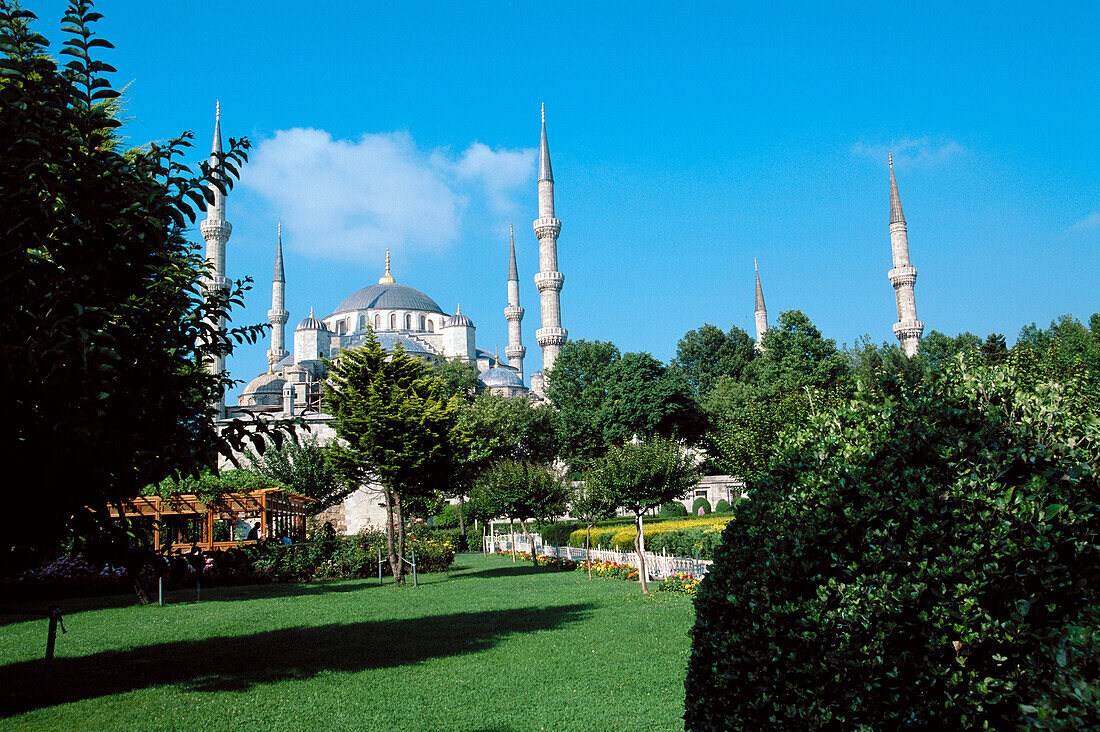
left=685, top=361, right=1100, bottom=729
left=659, top=501, right=689, bottom=517
left=713, top=499, right=731, bottom=513
left=566, top=517, right=731, bottom=558
left=691, top=497, right=711, bottom=515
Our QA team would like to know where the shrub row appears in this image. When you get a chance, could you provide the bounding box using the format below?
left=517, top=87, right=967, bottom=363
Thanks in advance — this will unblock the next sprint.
left=491, top=548, right=577, bottom=571
left=566, top=516, right=732, bottom=558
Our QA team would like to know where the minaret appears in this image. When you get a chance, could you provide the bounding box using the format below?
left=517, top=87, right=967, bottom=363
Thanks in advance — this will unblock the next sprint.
left=199, top=101, right=232, bottom=416
left=267, top=223, right=289, bottom=371
left=754, top=258, right=768, bottom=351
left=887, top=153, right=924, bottom=356
left=533, top=104, right=567, bottom=372
left=505, top=223, right=526, bottom=382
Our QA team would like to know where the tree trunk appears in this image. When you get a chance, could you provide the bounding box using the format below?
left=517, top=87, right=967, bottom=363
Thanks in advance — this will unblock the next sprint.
left=586, top=523, right=593, bottom=580
left=393, top=492, right=406, bottom=584
left=481, top=521, right=487, bottom=556
left=456, top=496, right=468, bottom=551
left=509, top=519, right=516, bottom=562
left=521, top=519, right=538, bottom=567
left=383, top=488, right=401, bottom=583
left=635, top=511, right=648, bottom=593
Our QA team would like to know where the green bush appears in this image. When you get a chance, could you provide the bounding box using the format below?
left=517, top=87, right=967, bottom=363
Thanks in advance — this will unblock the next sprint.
left=647, top=528, right=723, bottom=560
left=690, top=497, right=711, bottom=515
left=537, top=521, right=581, bottom=546
left=685, top=357, right=1100, bottom=730
left=713, top=499, right=731, bottom=513
left=432, top=523, right=481, bottom=552
left=431, top=504, right=458, bottom=529
left=658, top=501, right=688, bottom=517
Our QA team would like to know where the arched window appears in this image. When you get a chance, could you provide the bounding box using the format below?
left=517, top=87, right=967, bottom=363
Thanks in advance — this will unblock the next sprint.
left=427, top=320, right=434, bottom=333
left=405, top=314, right=412, bottom=330
left=359, top=314, right=366, bottom=330
left=374, top=314, right=380, bottom=329
left=389, top=313, right=396, bottom=330
left=419, top=315, right=426, bottom=330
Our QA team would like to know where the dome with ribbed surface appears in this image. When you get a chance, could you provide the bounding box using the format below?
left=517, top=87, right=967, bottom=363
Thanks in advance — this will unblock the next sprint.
left=479, top=367, right=524, bottom=388
left=331, top=283, right=443, bottom=316
left=296, top=310, right=328, bottom=331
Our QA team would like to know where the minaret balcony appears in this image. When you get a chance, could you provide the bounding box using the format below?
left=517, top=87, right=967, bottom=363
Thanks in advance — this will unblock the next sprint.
left=536, top=327, right=568, bottom=346
left=888, top=265, right=918, bottom=288
left=200, top=219, right=232, bottom=240
left=205, top=275, right=231, bottom=292
left=534, top=271, right=565, bottom=292
left=505, top=345, right=526, bottom=359
left=533, top=218, right=561, bottom=239
left=893, top=320, right=925, bottom=338
left=268, top=308, right=289, bottom=325
left=504, top=305, right=525, bottom=320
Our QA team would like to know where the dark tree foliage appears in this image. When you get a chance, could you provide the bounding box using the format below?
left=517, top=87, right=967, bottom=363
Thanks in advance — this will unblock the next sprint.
left=432, top=357, right=481, bottom=403
left=0, top=1, right=268, bottom=570
left=323, top=334, right=462, bottom=583
left=247, top=435, right=346, bottom=511
left=920, top=329, right=982, bottom=370
left=545, top=340, right=703, bottom=469
left=686, top=349, right=1100, bottom=729
left=672, top=323, right=757, bottom=397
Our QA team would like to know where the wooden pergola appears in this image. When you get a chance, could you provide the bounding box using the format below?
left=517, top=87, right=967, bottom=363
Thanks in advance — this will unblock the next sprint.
left=107, top=487, right=316, bottom=552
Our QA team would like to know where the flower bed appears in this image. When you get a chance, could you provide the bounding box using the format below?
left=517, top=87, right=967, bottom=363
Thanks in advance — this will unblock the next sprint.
left=657, top=572, right=701, bottom=596
left=574, top=560, right=640, bottom=581
left=567, top=516, right=733, bottom=557
left=493, top=548, right=578, bottom=571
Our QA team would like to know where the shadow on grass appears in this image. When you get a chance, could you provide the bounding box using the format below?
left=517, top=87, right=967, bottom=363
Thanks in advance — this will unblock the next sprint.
left=453, top=564, right=572, bottom=579
left=1, top=602, right=592, bottom=717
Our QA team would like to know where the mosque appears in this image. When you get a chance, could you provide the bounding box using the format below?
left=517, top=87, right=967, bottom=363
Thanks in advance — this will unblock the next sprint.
left=203, top=103, right=925, bottom=529
left=209, top=104, right=568, bottom=420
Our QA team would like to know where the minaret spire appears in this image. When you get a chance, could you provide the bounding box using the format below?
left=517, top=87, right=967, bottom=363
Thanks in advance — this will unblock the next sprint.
left=505, top=223, right=526, bottom=382
left=534, top=105, right=567, bottom=373
left=887, top=155, right=924, bottom=356
left=200, top=101, right=232, bottom=417
left=754, top=258, right=768, bottom=351
left=378, top=248, right=396, bottom=284
left=267, top=223, right=289, bottom=371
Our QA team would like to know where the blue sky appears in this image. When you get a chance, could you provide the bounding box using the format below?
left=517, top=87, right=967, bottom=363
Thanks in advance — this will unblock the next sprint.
left=30, top=1, right=1100, bottom=399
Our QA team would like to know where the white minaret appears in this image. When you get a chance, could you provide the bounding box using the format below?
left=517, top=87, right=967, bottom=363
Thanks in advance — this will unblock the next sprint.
left=267, top=223, right=289, bottom=371
left=887, top=154, right=924, bottom=357
left=533, top=104, right=567, bottom=373
left=754, top=257, right=768, bottom=351
left=505, top=223, right=526, bottom=382
left=199, top=101, right=232, bottom=416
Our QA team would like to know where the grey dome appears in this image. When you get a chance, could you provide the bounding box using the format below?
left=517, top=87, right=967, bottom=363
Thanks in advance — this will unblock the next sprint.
left=479, top=367, right=524, bottom=388
left=296, top=313, right=328, bottom=331
left=445, top=311, right=473, bottom=328
left=242, top=373, right=286, bottom=395
left=331, top=283, right=443, bottom=315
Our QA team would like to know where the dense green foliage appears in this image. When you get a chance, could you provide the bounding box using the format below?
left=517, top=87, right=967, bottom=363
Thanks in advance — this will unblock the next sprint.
left=247, top=435, right=344, bottom=510
left=0, top=1, right=270, bottom=570
left=323, top=334, right=462, bottom=582
left=686, top=347, right=1100, bottom=729
left=545, top=340, right=703, bottom=468
left=1, top=555, right=695, bottom=730
left=470, top=460, right=569, bottom=565
left=671, top=323, right=757, bottom=396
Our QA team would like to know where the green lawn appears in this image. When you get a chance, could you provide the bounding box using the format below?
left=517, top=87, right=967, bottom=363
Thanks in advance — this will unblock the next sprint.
left=1, top=554, right=695, bottom=731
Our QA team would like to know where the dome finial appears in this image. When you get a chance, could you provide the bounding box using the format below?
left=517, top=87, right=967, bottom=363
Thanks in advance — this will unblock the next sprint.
left=456, top=302, right=461, bottom=314
left=309, top=306, right=314, bottom=317
left=378, top=248, right=396, bottom=284
left=889, top=151, right=893, bottom=168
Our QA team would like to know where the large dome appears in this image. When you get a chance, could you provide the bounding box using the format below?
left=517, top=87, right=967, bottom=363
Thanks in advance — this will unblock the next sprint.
left=331, top=283, right=443, bottom=316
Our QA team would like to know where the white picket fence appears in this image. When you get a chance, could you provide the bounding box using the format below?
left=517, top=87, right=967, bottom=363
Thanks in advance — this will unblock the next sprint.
left=484, top=534, right=711, bottom=581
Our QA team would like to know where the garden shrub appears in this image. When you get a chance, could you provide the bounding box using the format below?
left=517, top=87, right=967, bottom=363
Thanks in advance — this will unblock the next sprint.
left=658, top=501, right=688, bottom=516
left=713, top=499, right=731, bottom=513
left=431, top=504, right=458, bottom=529
left=690, top=497, right=711, bottom=515
left=685, top=357, right=1100, bottom=730
left=657, top=572, right=700, bottom=595
left=537, top=521, right=581, bottom=546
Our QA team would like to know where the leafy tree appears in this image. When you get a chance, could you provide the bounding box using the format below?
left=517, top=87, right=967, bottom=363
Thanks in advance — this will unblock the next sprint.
left=919, top=329, right=982, bottom=370
left=686, top=353, right=1100, bottom=729
left=546, top=340, right=703, bottom=469
left=433, top=357, right=481, bottom=403
left=470, top=460, right=569, bottom=566
left=446, top=393, right=557, bottom=548
left=569, top=476, right=619, bottom=578
left=0, top=1, right=270, bottom=571
left=323, top=334, right=462, bottom=583
left=545, top=339, right=620, bottom=466
left=247, top=435, right=345, bottom=511
left=672, top=323, right=757, bottom=397
left=586, top=438, right=699, bottom=593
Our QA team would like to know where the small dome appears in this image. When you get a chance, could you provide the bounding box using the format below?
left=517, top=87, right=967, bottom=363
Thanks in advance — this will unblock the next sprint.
left=479, top=367, right=524, bottom=389
left=242, top=372, right=286, bottom=395
left=444, top=304, right=473, bottom=328
left=296, top=307, right=328, bottom=332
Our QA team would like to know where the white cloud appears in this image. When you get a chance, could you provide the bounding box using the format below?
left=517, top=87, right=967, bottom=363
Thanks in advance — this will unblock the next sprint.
left=241, top=128, right=535, bottom=260
left=1069, top=212, right=1100, bottom=235
left=852, top=137, right=967, bottom=169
